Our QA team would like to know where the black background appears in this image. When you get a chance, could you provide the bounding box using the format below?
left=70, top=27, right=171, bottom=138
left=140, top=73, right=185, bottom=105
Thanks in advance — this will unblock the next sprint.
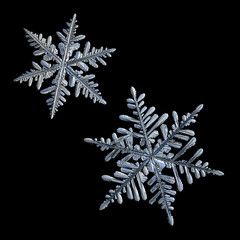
left=2, top=1, right=237, bottom=238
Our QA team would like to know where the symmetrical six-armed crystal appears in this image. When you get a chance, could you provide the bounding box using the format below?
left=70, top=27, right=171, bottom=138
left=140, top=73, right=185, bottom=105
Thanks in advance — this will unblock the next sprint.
left=85, top=87, right=224, bottom=225
left=14, top=14, right=115, bottom=118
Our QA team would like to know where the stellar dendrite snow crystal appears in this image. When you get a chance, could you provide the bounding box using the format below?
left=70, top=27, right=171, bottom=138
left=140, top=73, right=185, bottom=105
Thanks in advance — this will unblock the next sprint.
left=14, top=14, right=115, bottom=118
left=85, top=87, right=224, bottom=225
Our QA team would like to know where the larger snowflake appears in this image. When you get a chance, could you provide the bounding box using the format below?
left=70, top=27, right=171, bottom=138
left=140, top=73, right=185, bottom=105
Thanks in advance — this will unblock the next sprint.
left=14, top=14, right=115, bottom=118
left=84, top=87, right=224, bottom=225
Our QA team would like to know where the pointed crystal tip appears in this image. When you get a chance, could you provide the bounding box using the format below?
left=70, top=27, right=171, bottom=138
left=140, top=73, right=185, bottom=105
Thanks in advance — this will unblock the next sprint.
left=216, top=170, right=224, bottom=176
left=168, top=216, right=174, bottom=226
left=99, top=201, right=108, bottom=210
left=23, top=28, right=29, bottom=33
left=196, top=104, right=204, bottom=112
left=101, top=99, right=107, bottom=105
left=84, top=138, right=93, bottom=143
left=130, top=86, right=136, bottom=97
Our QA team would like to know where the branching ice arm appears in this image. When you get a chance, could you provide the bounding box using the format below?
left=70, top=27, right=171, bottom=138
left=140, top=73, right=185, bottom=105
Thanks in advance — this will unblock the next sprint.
left=66, top=66, right=106, bottom=104
left=50, top=14, right=77, bottom=118
left=99, top=160, right=149, bottom=210
left=24, top=29, right=61, bottom=64
left=14, top=65, right=60, bottom=82
left=154, top=104, right=203, bottom=155
left=67, top=48, right=116, bottom=66
left=130, top=87, right=153, bottom=153
left=153, top=167, right=174, bottom=225
left=84, top=138, right=172, bottom=163
left=174, top=160, right=224, bottom=176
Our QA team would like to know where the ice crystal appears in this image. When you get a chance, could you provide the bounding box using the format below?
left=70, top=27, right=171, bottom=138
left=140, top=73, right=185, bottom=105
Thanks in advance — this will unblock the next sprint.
left=14, top=14, right=115, bottom=118
left=84, top=87, right=224, bottom=225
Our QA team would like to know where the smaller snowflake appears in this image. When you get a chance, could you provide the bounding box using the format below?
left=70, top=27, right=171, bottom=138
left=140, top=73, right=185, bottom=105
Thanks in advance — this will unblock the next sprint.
left=84, top=87, right=224, bottom=225
left=14, top=14, right=115, bottom=118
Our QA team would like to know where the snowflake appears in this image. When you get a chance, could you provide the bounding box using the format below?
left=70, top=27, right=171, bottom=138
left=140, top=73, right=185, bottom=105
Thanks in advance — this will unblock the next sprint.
left=84, top=87, right=224, bottom=225
left=14, top=14, right=116, bottom=118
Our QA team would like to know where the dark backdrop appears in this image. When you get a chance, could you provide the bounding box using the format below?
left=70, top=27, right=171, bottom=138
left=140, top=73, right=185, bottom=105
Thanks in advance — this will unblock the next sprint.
left=3, top=1, right=236, bottom=238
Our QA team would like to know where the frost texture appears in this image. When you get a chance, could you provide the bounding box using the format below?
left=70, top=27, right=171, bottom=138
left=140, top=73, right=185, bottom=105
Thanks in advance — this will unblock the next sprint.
left=85, top=87, right=224, bottom=226
left=14, top=14, right=116, bottom=118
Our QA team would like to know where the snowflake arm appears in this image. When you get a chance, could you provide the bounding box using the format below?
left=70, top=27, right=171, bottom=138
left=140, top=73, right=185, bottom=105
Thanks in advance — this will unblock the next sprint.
left=14, top=62, right=59, bottom=89
left=84, top=86, right=224, bottom=225
left=99, top=160, right=149, bottom=210
left=66, top=66, right=106, bottom=105
left=50, top=15, right=77, bottom=118
left=67, top=44, right=116, bottom=69
left=149, top=169, right=175, bottom=225
left=24, top=28, right=61, bottom=63
left=153, top=105, right=204, bottom=156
